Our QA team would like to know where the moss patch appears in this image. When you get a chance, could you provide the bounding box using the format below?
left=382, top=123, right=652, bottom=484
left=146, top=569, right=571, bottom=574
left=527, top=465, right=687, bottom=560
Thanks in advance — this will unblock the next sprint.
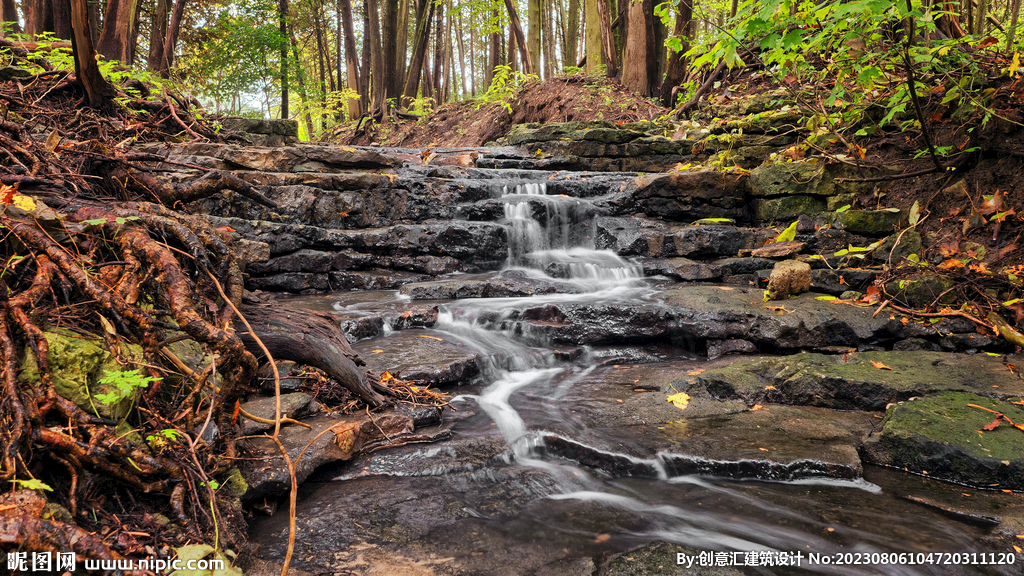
left=862, top=392, right=1024, bottom=490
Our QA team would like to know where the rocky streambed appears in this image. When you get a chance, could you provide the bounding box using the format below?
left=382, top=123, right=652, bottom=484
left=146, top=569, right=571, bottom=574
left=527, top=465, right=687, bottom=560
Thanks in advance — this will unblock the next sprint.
left=145, top=113, right=1024, bottom=574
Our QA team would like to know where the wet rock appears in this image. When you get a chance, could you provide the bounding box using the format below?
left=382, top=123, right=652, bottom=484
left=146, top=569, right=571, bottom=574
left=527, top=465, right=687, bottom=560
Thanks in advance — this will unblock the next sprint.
left=672, top=225, right=767, bottom=259
left=352, top=329, right=482, bottom=386
left=883, top=273, right=957, bottom=308
left=892, top=338, right=942, bottom=352
left=751, top=240, right=805, bottom=258
left=239, top=393, right=316, bottom=435
left=633, top=171, right=749, bottom=223
left=750, top=162, right=834, bottom=197
left=871, top=230, right=922, bottom=263
left=767, top=260, right=811, bottom=300
left=711, top=257, right=775, bottom=275
left=256, top=360, right=303, bottom=394
left=810, top=268, right=877, bottom=295
left=399, top=273, right=581, bottom=300
left=241, top=411, right=414, bottom=500
left=753, top=195, right=827, bottom=222
left=862, top=392, right=1024, bottom=490
left=707, top=338, right=757, bottom=359
left=328, top=269, right=431, bottom=291
left=691, top=351, right=1024, bottom=411
left=233, top=239, right=271, bottom=269
left=656, top=258, right=723, bottom=281
left=836, top=209, right=903, bottom=236
left=940, top=333, right=1012, bottom=353
left=247, top=272, right=331, bottom=293
left=593, top=217, right=672, bottom=258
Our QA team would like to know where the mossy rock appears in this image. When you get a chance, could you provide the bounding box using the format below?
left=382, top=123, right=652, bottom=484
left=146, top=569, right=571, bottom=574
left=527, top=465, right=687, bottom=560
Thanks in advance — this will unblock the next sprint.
left=835, top=209, right=903, bottom=235
left=827, top=193, right=858, bottom=211
left=871, top=230, right=922, bottom=263
left=19, top=329, right=145, bottom=419
left=753, top=195, right=826, bottom=223
left=749, top=161, right=834, bottom=197
left=862, top=392, right=1024, bottom=490
left=569, top=127, right=644, bottom=144
left=883, top=273, right=956, bottom=308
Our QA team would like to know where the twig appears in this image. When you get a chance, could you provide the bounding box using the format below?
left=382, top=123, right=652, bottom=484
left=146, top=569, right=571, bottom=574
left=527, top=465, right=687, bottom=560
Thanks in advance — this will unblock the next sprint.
left=163, top=92, right=203, bottom=141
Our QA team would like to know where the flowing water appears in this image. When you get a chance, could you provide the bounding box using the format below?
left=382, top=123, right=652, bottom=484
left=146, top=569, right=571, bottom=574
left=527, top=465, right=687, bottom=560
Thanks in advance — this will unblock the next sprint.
left=251, top=181, right=1019, bottom=575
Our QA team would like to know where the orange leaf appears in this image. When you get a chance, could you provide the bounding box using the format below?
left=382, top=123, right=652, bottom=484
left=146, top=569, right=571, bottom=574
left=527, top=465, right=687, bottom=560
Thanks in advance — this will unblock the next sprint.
left=977, top=36, right=1000, bottom=48
left=750, top=404, right=766, bottom=411
left=0, top=183, right=15, bottom=205
left=982, top=418, right=1002, bottom=431
left=418, top=335, right=443, bottom=341
left=938, top=259, right=965, bottom=270
left=381, top=371, right=395, bottom=383
left=870, top=361, right=893, bottom=370
left=862, top=285, right=881, bottom=304
left=687, top=369, right=707, bottom=376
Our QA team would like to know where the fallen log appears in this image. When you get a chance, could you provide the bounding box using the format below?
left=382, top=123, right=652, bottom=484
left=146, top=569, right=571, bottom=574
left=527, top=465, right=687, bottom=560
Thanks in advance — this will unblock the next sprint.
left=236, top=302, right=387, bottom=408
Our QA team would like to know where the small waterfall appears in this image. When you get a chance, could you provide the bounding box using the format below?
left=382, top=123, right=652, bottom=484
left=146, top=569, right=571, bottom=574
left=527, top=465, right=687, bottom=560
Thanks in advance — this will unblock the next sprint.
left=501, top=182, right=643, bottom=289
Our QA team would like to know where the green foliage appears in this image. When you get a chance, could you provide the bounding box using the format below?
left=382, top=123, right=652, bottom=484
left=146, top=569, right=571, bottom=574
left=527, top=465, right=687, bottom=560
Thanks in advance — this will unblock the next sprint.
left=93, top=369, right=159, bottom=414
left=10, top=478, right=53, bottom=492
left=773, top=220, right=798, bottom=242
left=475, top=65, right=537, bottom=113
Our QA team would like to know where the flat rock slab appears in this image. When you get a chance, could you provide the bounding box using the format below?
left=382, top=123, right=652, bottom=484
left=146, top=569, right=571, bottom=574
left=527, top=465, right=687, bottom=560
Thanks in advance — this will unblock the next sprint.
left=692, top=350, right=1024, bottom=411
left=352, top=329, right=482, bottom=386
left=239, top=392, right=316, bottom=435
left=507, top=285, right=926, bottom=349
left=399, top=273, right=583, bottom=300
left=862, top=392, right=1024, bottom=490
left=241, top=411, right=414, bottom=501
left=536, top=361, right=874, bottom=481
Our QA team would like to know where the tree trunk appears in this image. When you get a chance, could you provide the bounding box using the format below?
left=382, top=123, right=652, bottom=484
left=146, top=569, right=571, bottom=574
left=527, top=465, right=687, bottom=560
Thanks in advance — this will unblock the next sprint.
left=431, top=0, right=443, bottom=101
left=543, top=0, right=556, bottom=77
left=236, top=302, right=386, bottom=408
left=278, top=0, right=289, bottom=118
left=68, top=0, right=114, bottom=110
left=1008, top=0, right=1021, bottom=51
left=366, top=0, right=386, bottom=113
left=97, top=0, right=137, bottom=63
left=159, top=0, right=186, bottom=76
left=2, top=0, right=22, bottom=34
left=528, top=0, right=541, bottom=77
left=565, top=0, right=579, bottom=67
left=338, top=0, right=361, bottom=118
left=382, top=0, right=400, bottom=101
left=503, top=0, right=534, bottom=74
left=289, top=27, right=313, bottom=136
left=456, top=4, right=468, bottom=97
left=396, top=0, right=410, bottom=88
left=485, top=8, right=499, bottom=90
left=584, top=0, right=602, bottom=74
left=621, top=0, right=654, bottom=94
left=595, top=0, right=617, bottom=77
left=661, top=0, right=691, bottom=106
left=402, top=0, right=434, bottom=106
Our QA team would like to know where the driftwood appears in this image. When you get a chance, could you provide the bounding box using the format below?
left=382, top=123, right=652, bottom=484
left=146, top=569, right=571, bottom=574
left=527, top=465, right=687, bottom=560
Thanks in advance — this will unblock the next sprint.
left=236, top=302, right=387, bottom=407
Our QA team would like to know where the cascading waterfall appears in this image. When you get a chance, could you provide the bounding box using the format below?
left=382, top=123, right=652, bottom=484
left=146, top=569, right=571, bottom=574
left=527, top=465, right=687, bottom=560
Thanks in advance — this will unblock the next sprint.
left=501, top=182, right=644, bottom=289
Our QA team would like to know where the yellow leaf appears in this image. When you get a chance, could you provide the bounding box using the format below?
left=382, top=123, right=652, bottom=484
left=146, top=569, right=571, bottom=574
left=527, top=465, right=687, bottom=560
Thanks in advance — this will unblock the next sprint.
left=341, top=146, right=357, bottom=152
left=773, top=220, right=798, bottom=243
left=759, top=447, right=769, bottom=451
left=1007, top=52, right=1020, bottom=78
left=371, top=349, right=384, bottom=353
left=381, top=371, right=395, bottom=382
left=12, top=194, right=36, bottom=212
left=44, top=129, right=61, bottom=153
left=764, top=385, right=777, bottom=390
left=750, top=404, right=766, bottom=411
left=97, top=314, right=116, bottom=335
left=667, top=392, right=691, bottom=410
left=418, top=335, right=443, bottom=341
left=1015, top=545, right=1023, bottom=554
left=870, top=360, right=893, bottom=370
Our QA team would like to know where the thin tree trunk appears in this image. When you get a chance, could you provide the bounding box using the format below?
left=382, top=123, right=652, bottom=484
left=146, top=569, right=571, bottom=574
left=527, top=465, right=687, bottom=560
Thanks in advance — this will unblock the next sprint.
left=431, top=0, right=444, bottom=100
left=289, top=27, right=314, bottom=136
left=396, top=0, right=410, bottom=86
left=68, top=0, right=114, bottom=109
left=383, top=0, right=400, bottom=101
left=1, top=0, right=22, bottom=34
left=596, top=0, right=617, bottom=77
left=503, top=0, right=534, bottom=74
left=278, top=0, right=289, bottom=118
left=402, top=0, right=434, bottom=106
left=543, top=0, right=556, bottom=77
left=661, top=0, right=691, bottom=106
left=456, top=3, right=468, bottom=97
left=485, top=8, right=499, bottom=89
left=366, top=0, right=385, bottom=113
left=338, top=0, right=361, bottom=117
left=1009, top=0, right=1022, bottom=50
left=159, top=0, right=186, bottom=76
left=467, top=6, right=477, bottom=96
left=528, top=0, right=541, bottom=77
left=584, top=0, right=602, bottom=73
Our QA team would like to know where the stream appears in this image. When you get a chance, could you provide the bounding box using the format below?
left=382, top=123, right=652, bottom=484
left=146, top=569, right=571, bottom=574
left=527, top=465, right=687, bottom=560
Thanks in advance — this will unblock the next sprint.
left=249, top=181, right=1018, bottom=575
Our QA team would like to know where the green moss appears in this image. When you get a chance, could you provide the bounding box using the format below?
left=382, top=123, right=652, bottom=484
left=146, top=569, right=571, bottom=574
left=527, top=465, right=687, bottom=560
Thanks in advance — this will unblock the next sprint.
left=835, top=209, right=903, bottom=235
left=19, top=329, right=145, bottom=419
left=221, top=468, right=249, bottom=499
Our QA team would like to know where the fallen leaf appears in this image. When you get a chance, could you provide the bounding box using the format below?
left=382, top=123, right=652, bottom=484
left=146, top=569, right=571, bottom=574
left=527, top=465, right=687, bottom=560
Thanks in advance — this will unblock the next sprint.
left=667, top=392, right=691, bottom=410
left=977, top=36, right=1000, bottom=48
left=758, top=447, right=769, bottom=451
left=862, top=285, right=881, bottom=304
left=0, top=183, right=16, bottom=204
left=687, top=369, right=706, bottom=376
left=750, top=404, right=766, bottom=411
left=870, top=361, right=893, bottom=370
left=418, top=335, right=444, bottom=341
left=764, top=385, right=777, bottom=390
left=371, top=349, right=384, bottom=353
left=938, top=258, right=965, bottom=270
left=595, top=534, right=611, bottom=543
left=717, top=286, right=734, bottom=291
left=380, top=371, right=395, bottom=383
left=982, top=418, right=1002, bottom=431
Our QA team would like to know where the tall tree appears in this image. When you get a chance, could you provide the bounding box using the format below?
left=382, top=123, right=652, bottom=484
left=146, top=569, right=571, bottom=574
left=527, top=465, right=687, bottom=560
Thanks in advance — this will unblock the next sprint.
left=382, top=0, right=401, bottom=101
left=97, top=0, right=137, bottom=63
left=503, top=0, right=534, bottom=73
left=528, top=0, right=541, bottom=77
left=366, top=0, right=385, bottom=112
left=147, top=0, right=168, bottom=71
left=660, top=0, right=691, bottom=106
left=596, top=0, right=617, bottom=76
left=1, top=0, right=22, bottom=34
left=620, top=0, right=655, bottom=94
left=68, top=0, right=115, bottom=109
left=584, top=0, right=602, bottom=73
left=402, top=0, right=434, bottom=106
left=565, top=0, right=579, bottom=66
left=158, top=0, right=187, bottom=76
left=338, top=0, right=361, bottom=117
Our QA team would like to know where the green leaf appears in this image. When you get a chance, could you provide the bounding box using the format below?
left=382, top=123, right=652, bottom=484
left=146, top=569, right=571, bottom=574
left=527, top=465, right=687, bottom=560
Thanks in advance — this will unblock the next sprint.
left=1003, top=298, right=1022, bottom=306
left=10, top=478, right=53, bottom=491
left=815, top=295, right=838, bottom=301
left=834, top=249, right=850, bottom=256
left=883, top=208, right=901, bottom=213
left=81, top=218, right=109, bottom=226
left=774, top=220, right=799, bottom=242
left=835, top=204, right=851, bottom=213
left=909, top=201, right=921, bottom=226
